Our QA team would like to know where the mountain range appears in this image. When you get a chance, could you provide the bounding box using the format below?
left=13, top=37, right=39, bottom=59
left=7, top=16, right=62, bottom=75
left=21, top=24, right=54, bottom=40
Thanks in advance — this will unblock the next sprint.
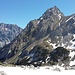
left=0, top=23, right=22, bottom=49
left=0, top=6, right=75, bottom=67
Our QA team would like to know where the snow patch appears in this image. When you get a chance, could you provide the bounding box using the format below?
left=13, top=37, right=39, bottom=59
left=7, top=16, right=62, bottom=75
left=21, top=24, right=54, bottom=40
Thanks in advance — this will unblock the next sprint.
left=37, top=21, right=40, bottom=24
left=8, top=50, right=11, bottom=54
left=66, top=34, right=75, bottom=49
left=70, top=60, right=75, bottom=66
left=67, top=40, right=75, bottom=50
left=69, top=50, right=75, bottom=66
left=66, top=16, right=74, bottom=22
left=73, top=34, right=75, bottom=39
left=0, top=65, right=75, bottom=75
left=69, top=50, right=75, bottom=59
left=31, top=47, right=33, bottom=50
left=47, top=40, right=57, bottom=49
left=58, top=13, right=61, bottom=20
left=40, top=17, right=43, bottom=20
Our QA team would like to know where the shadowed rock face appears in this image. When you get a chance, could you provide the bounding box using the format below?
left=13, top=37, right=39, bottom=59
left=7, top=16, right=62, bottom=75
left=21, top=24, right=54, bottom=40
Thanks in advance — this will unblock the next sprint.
left=16, top=46, right=70, bottom=67
left=48, top=47, right=70, bottom=65
left=0, top=23, right=22, bottom=49
left=0, top=6, right=75, bottom=66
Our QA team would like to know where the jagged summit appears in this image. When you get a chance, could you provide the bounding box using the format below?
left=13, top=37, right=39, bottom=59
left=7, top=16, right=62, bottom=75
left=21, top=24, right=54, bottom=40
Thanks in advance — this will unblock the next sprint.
left=40, top=6, right=64, bottom=20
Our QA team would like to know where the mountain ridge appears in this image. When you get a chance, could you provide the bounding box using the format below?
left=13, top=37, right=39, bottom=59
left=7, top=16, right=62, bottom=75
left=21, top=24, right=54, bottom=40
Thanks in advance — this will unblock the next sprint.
left=0, top=6, right=75, bottom=67
left=0, top=23, right=22, bottom=49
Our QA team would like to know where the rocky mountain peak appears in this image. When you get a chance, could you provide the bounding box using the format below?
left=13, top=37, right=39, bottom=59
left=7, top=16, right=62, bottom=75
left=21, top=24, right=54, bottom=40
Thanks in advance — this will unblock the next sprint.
left=1, top=6, right=75, bottom=67
left=41, top=6, right=64, bottom=20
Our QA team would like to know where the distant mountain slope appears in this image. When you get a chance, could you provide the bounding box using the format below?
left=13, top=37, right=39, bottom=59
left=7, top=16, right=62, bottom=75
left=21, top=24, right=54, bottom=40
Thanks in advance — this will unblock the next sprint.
left=0, top=23, right=22, bottom=49
left=0, top=6, right=75, bottom=67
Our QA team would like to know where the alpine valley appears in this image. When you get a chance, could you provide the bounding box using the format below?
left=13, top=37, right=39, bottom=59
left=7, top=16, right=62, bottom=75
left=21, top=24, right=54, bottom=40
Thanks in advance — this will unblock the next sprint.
left=0, top=6, right=75, bottom=68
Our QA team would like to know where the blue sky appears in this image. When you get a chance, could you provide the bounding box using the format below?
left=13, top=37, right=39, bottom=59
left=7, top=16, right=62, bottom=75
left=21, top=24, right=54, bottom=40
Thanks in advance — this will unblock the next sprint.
left=0, top=0, right=75, bottom=28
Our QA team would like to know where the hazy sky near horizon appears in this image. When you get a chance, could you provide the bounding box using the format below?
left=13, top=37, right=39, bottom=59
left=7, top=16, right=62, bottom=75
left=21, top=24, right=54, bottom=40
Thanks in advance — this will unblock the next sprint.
left=0, top=0, right=75, bottom=28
